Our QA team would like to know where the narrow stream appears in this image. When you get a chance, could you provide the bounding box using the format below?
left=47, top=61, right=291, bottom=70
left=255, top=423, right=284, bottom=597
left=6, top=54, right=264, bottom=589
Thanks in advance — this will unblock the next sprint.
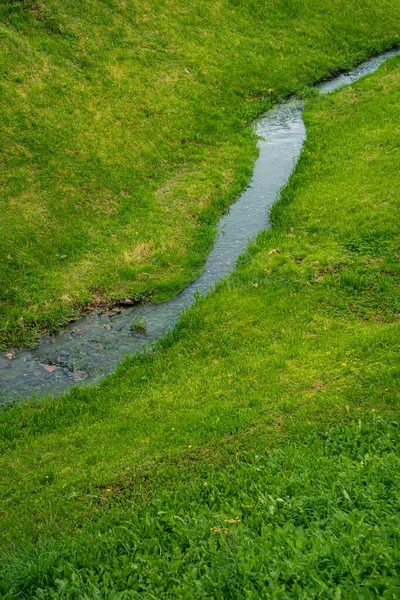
left=1, top=49, right=398, bottom=403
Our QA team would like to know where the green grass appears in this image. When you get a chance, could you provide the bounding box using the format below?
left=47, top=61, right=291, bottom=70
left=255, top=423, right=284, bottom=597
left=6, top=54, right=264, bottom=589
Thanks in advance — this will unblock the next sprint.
left=130, top=316, right=147, bottom=333
left=1, top=0, right=400, bottom=347
left=0, top=53, right=399, bottom=596
left=2, top=416, right=400, bottom=598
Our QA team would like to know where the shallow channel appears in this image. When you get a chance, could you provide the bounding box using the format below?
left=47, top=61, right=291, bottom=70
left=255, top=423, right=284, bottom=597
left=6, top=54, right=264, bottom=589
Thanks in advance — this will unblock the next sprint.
left=1, top=49, right=398, bottom=402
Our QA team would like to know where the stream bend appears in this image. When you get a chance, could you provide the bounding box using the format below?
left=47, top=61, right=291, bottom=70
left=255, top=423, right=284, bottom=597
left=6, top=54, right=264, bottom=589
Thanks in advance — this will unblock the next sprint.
left=1, top=49, right=398, bottom=402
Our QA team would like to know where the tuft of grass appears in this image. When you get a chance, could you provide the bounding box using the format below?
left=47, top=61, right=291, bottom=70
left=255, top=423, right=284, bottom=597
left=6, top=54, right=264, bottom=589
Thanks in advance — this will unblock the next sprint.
left=0, top=0, right=400, bottom=346
left=130, top=316, right=147, bottom=334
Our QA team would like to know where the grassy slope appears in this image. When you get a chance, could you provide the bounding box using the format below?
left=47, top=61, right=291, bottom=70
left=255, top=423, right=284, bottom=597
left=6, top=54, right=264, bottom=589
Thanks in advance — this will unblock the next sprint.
left=2, top=417, right=400, bottom=598
left=1, top=0, right=400, bottom=347
left=0, top=56, right=399, bottom=596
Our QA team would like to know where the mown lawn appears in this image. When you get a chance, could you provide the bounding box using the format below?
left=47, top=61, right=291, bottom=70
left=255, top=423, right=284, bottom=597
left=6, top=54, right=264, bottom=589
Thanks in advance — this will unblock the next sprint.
left=1, top=0, right=400, bottom=347
left=0, top=54, right=399, bottom=597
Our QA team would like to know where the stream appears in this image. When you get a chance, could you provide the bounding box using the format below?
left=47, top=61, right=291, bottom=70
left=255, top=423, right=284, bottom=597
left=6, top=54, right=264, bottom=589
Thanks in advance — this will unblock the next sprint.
left=1, top=49, right=398, bottom=403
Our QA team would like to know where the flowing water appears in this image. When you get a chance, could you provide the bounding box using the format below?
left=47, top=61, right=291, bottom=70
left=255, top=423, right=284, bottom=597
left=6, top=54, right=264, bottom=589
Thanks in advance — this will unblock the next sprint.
left=1, top=49, right=398, bottom=403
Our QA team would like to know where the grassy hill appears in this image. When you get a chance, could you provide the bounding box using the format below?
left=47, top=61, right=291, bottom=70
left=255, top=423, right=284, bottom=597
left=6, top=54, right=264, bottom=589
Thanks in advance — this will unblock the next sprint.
left=1, top=0, right=399, bottom=347
left=0, top=52, right=399, bottom=597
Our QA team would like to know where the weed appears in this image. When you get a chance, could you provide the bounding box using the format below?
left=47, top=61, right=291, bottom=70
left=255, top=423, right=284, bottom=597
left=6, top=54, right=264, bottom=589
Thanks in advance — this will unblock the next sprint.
left=130, top=316, right=147, bottom=334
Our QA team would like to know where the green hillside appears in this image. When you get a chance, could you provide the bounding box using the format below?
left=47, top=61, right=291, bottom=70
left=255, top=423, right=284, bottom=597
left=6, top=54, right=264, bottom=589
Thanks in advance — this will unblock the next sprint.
left=1, top=49, right=399, bottom=597
left=1, top=0, right=399, bottom=346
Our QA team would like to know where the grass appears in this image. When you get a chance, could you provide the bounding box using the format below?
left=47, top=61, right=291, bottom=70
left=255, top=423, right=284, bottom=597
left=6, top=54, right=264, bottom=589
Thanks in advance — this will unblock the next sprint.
left=130, top=316, right=147, bottom=334
left=0, top=52, right=399, bottom=596
left=2, top=416, right=400, bottom=598
left=1, top=0, right=400, bottom=347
